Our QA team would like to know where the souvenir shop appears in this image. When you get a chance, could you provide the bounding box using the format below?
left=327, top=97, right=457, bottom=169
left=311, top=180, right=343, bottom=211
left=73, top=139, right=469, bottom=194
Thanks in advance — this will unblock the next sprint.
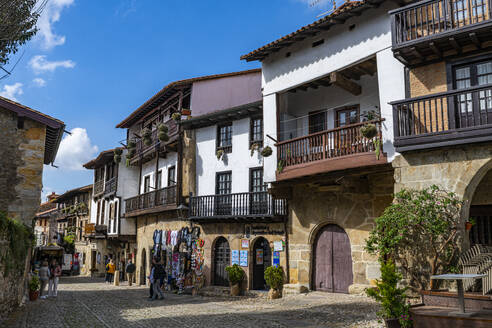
left=150, top=226, right=205, bottom=294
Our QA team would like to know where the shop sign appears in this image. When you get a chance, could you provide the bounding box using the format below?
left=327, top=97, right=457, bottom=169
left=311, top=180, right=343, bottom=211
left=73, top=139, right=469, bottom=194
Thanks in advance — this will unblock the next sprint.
left=245, top=224, right=285, bottom=236
left=256, top=249, right=263, bottom=265
left=241, top=239, right=249, bottom=249
left=273, top=251, right=280, bottom=267
left=273, top=241, right=283, bottom=251
left=231, top=250, right=239, bottom=265
left=240, top=250, right=248, bottom=267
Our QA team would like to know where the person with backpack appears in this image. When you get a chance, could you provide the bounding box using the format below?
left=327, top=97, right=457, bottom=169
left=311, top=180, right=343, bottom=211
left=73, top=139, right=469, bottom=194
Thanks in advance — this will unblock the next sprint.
left=125, top=259, right=136, bottom=286
left=106, top=259, right=116, bottom=284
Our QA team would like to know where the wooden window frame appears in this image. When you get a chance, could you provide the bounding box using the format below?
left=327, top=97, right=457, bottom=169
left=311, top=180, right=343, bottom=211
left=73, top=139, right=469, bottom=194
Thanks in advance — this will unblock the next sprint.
left=308, top=110, right=328, bottom=134
left=335, top=105, right=360, bottom=128
left=215, top=171, right=232, bottom=195
left=143, top=176, right=151, bottom=193
left=168, top=166, right=176, bottom=186
left=250, top=116, right=263, bottom=147
left=216, top=123, right=233, bottom=153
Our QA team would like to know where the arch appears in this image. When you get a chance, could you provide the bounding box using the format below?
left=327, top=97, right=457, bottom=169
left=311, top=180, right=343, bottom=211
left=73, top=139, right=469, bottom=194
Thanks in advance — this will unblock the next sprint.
left=252, top=237, right=272, bottom=290
left=213, top=236, right=230, bottom=286
left=140, top=248, right=147, bottom=286
left=312, top=224, right=353, bottom=293
left=462, top=159, right=492, bottom=217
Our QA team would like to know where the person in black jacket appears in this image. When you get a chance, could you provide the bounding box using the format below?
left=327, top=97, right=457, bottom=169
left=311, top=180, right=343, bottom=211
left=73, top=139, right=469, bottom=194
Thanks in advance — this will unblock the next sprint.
left=125, top=260, right=136, bottom=286
left=151, top=257, right=165, bottom=300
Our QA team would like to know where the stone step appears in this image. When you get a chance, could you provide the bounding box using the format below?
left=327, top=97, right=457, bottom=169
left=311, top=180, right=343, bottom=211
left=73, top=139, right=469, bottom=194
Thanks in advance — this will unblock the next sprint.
left=283, top=283, right=309, bottom=295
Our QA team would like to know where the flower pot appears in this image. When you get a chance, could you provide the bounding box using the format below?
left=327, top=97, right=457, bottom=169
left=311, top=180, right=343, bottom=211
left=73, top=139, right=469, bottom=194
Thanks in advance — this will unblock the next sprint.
left=465, top=222, right=473, bottom=231
left=230, top=283, right=241, bottom=296
left=385, top=318, right=401, bottom=328
left=29, top=290, right=39, bottom=301
left=268, top=288, right=282, bottom=299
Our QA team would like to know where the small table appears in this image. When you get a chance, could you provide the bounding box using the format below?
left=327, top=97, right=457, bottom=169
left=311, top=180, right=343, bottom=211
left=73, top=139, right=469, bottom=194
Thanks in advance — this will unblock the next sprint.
left=431, top=274, right=487, bottom=316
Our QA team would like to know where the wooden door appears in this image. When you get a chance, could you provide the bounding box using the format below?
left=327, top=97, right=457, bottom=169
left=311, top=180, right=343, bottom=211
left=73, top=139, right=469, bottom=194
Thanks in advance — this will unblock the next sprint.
left=214, top=237, right=230, bottom=286
left=253, top=237, right=272, bottom=290
left=469, top=205, right=492, bottom=246
left=313, top=225, right=353, bottom=293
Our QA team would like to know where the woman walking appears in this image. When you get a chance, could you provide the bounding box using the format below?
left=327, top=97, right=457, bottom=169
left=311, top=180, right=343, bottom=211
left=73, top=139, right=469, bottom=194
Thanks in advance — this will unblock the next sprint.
left=39, top=260, right=50, bottom=299
left=106, top=259, right=116, bottom=284
left=48, top=259, right=62, bottom=297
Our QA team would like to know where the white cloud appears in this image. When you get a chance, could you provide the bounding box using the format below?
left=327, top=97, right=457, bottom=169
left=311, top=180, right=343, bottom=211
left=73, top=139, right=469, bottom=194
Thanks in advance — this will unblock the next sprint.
left=53, top=128, right=99, bottom=171
left=29, top=55, right=75, bottom=74
left=36, top=0, right=74, bottom=50
left=33, top=78, right=47, bottom=87
left=0, top=82, right=23, bottom=101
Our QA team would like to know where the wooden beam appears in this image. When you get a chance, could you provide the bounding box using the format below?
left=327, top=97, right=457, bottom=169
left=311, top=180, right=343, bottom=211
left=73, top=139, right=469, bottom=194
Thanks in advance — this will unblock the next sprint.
left=330, top=72, right=361, bottom=96
left=429, top=42, right=442, bottom=58
left=470, top=32, right=482, bottom=49
left=449, top=37, right=461, bottom=53
left=340, top=69, right=361, bottom=81
left=410, top=47, right=424, bottom=59
left=394, top=51, right=409, bottom=65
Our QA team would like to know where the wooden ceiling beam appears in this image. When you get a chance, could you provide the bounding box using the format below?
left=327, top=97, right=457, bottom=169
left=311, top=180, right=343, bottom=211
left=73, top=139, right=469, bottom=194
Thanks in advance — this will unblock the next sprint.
left=330, top=72, right=361, bottom=96
left=429, top=42, right=442, bottom=58
left=449, top=37, right=462, bottom=53
left=470, top=32, right=482, bottom=49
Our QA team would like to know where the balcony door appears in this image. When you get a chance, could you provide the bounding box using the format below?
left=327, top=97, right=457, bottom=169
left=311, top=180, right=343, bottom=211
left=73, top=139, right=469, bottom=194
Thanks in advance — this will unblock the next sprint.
left=250, top=168, right=267, bottom=215
left=336, top=106, right=360, bottom=153
left=215, top=172, right=232, bottom=216
left=454, top=60, right=492, bottom=128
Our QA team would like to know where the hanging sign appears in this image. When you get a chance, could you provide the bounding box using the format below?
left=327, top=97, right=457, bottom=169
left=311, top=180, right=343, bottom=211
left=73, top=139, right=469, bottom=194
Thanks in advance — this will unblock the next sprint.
left=240, top=250, right=248, bottom=267
left=273, top=241, right=283, bottom=251
left=256, top=249, right=264, bottom=265
left=241, top=239, right=249, bottom=249
left=231, top=250, right=239, bottom=266
left=273, top=251, right=280, bottom=267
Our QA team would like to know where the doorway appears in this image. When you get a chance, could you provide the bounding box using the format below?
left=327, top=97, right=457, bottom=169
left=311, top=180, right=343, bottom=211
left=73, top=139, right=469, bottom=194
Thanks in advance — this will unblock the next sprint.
left=252, top=237, right=271, bottom=290
left=141, top=248, right=147, bottom=285
left=213, top=237, right=230, bottom=286
left=313, top=224, right=353, bottom=293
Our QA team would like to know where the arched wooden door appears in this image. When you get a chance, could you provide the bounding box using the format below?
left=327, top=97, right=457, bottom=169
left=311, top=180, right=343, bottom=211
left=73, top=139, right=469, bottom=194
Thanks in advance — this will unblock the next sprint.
left=141, top=248, right=146, bottom=285
left=213, top=237, right=230, bottom=286
left=313, top=225, right=353, bottom=293
left=253, top=237, right=271, bottom=290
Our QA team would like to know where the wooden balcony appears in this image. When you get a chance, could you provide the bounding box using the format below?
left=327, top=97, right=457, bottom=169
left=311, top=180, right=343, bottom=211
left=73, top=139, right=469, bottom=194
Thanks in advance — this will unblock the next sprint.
left=392, top=83, right=492, bottom=151
left=124, top=185, right=177, bottom=217
left=276, top=120, right=387, bottom=181
left=104, top=177, right=117, bottom=196
left=93, top=179, right=104, bottom=196
left=189, top=191, right=287, bottom=222
left=130, top=119, right=178, bottom=164
left=391, top=0, right=492, bottom=65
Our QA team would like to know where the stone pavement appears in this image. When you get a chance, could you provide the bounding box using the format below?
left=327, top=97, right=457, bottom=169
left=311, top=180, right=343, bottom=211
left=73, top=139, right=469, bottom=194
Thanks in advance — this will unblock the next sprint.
left=3, top=277, right=380, bottom=328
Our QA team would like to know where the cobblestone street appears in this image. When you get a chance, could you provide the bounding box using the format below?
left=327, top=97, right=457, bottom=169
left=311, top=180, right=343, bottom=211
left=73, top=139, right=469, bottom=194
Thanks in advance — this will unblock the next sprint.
left=3, top=277, right=380, bottom=328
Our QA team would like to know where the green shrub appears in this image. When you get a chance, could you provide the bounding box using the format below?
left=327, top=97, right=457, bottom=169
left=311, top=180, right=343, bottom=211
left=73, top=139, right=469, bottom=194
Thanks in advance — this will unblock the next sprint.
left=366, top=260, right=412, bottom=327
left=29, top=275, right=40, bottom=291
left=114, top=148, right=123, bottom=156
left=225, top=264, right=245, bottom=285
left=264, top=266, right=284, bottom=291
left=0, top=211, right=33, bottom=277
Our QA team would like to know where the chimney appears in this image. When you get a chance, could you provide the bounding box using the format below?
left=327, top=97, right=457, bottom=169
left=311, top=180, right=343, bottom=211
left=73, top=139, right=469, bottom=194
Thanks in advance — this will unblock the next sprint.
left=47, top=192, right=58, bottom=202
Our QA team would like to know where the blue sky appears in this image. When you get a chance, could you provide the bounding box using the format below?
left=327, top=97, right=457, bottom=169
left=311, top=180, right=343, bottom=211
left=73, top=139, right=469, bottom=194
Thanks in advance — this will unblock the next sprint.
left=1, top=0, right=336, bottom=200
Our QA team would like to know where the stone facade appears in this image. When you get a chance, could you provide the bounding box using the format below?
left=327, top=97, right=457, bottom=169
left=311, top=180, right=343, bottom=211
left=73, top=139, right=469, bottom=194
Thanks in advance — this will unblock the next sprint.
left=285, top=170, right=394, bottom=293
left=0, top=107, right=46, bottom=226
left=409, top=61, right=447, bottom=98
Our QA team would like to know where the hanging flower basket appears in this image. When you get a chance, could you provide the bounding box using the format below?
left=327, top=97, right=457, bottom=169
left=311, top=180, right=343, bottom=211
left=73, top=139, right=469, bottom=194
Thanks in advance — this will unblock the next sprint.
left=127, top=140, right=136, bottom=149
left=261, top=146, right=273, bottom=157
left=172, top=112, right=181, bottom=121
left=114, top=154, right=121, bottom=164
left=143, top=137, right=152, bottom=147
left=158, top=131, right=169, bottom=142
left=360, top=123, right=378, bottom=139
left=157, top=123, right=168, bottom=133
left=216, top=149, right=224, bottom=160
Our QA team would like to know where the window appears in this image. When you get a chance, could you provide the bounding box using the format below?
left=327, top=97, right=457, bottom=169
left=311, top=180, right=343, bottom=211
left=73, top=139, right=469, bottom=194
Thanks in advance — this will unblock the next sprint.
left=250, top=168, right=266, bottom=193
left=215, top=171, right=232, bottom=215
left=144, top=176, right=151, bottom=193
left=250, top=168, right=267, bottom=214
left=168, top=166, right=176, bottom=186
left=250, top=117, right=263, bottom=146
left=309, top=111, right=328, bottom=134
left=217, top=123, right=232, bottom=153
left=336, top=106, right=360, bottom=127
left=157, top=170, right=162, bottom=189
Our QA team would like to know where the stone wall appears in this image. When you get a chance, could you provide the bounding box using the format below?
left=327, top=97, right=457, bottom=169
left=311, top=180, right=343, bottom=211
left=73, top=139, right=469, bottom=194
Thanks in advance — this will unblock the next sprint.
left=286, top=170, right=394, bottom=293
left=0, top=107, right=46, bottom=226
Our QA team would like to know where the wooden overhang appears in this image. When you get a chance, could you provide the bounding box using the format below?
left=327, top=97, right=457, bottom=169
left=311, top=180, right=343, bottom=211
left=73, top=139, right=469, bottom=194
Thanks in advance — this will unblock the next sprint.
left=180, top=101, right=263, bottom=130
left=240, top=0, right=388, bottom=62
left=83, top=148, right=120, bottom=169
left=188, top=216, right=286, bottom=224
left=0, top=96, right=65, bottom=165
left=116, top=69, right=261, bottom=129
left=54, top=184, right=93, bottom=203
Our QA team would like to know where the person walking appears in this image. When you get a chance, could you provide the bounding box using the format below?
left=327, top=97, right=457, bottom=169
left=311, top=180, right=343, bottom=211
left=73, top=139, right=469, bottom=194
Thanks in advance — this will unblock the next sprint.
left=106, top=259, right=116, bottom=284
left=148, top=257, right=156, bottom=299
left=151, top=257, right=165, bottom=300
left=125, top=259, right=136, bottom=286
left=48, top=259, right=62, bottom=297
left=39, top=260, right=50, bottom=299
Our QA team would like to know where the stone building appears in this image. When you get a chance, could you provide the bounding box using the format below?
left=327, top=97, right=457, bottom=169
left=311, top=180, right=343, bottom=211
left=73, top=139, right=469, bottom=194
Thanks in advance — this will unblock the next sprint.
left=34, top=192, right=59, bottom=247
left=389, top=0, right=492, bottom=249
left=241, top=0, right=404, bottom=294
left=0, top=96, right=64, bottom=318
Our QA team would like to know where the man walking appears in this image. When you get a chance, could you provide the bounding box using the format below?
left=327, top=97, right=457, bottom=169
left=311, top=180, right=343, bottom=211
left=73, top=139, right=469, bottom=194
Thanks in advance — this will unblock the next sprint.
left=125, top=259, right=136, bottom=286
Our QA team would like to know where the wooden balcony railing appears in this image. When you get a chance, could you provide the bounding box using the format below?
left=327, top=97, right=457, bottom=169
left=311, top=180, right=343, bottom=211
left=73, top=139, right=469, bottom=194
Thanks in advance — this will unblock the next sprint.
left=125, top=185, right=177, bottom=214
left=276, top=120, right=383, bottom=171
left=392, top=0, right=492, bottom=46
left=104, top=177, right=117, bottom=195
left=392, top=83, right=492, bottom=150
left=189, top=192, right=287, bottom=219
left=133, top=119, right=178, bottom=160
left=94, top=179, right=104, bottom=196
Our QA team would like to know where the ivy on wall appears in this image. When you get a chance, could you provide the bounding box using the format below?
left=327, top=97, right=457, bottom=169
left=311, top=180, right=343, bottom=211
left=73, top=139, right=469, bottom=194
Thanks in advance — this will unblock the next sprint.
left=0, top=211, right=33, bottom=277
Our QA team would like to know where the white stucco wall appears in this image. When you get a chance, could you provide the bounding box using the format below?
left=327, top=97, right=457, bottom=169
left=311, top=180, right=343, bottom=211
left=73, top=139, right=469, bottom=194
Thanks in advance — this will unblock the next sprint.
left=117, top=150, right=139, bottom=216
left=195, top=117, right=263, bottom=196
left=140, top=152, right=178, bottom=193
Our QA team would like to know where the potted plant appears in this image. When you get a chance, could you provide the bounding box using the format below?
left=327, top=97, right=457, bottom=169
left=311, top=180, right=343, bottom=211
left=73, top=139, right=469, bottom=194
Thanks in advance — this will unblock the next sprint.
left=277, top=159, right=285, bottom=173
left=261, top=146, right=272, bottom=157
left=225, top=264, right=245, bottom=296
left=216, top=149, right=224, bottom=161
left=264, top=266, right=284, bottom=299
left=172, top=112, right=181, bottom=121
left=141, top=128, right=152, bottom=146
left=465, top=218, right=476, bottom=231
left=29, top=275, right=40, bottom=301
left=366, top=260, right=412, bottom=328
left=114, top=148, right=122, bottom=164
left=158, top=131, right=169, bottom=142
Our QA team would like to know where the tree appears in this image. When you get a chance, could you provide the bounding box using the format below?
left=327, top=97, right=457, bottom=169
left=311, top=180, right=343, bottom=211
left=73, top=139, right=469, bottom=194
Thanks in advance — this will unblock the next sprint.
left=0, top=0, right=46, bottom=66
left=365, top=185, right=463, bottom=291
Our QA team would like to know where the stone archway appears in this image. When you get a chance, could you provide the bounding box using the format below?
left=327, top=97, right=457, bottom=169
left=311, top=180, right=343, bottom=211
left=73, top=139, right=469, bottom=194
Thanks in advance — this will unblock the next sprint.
left=312, top=224, right=353, bottom=293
